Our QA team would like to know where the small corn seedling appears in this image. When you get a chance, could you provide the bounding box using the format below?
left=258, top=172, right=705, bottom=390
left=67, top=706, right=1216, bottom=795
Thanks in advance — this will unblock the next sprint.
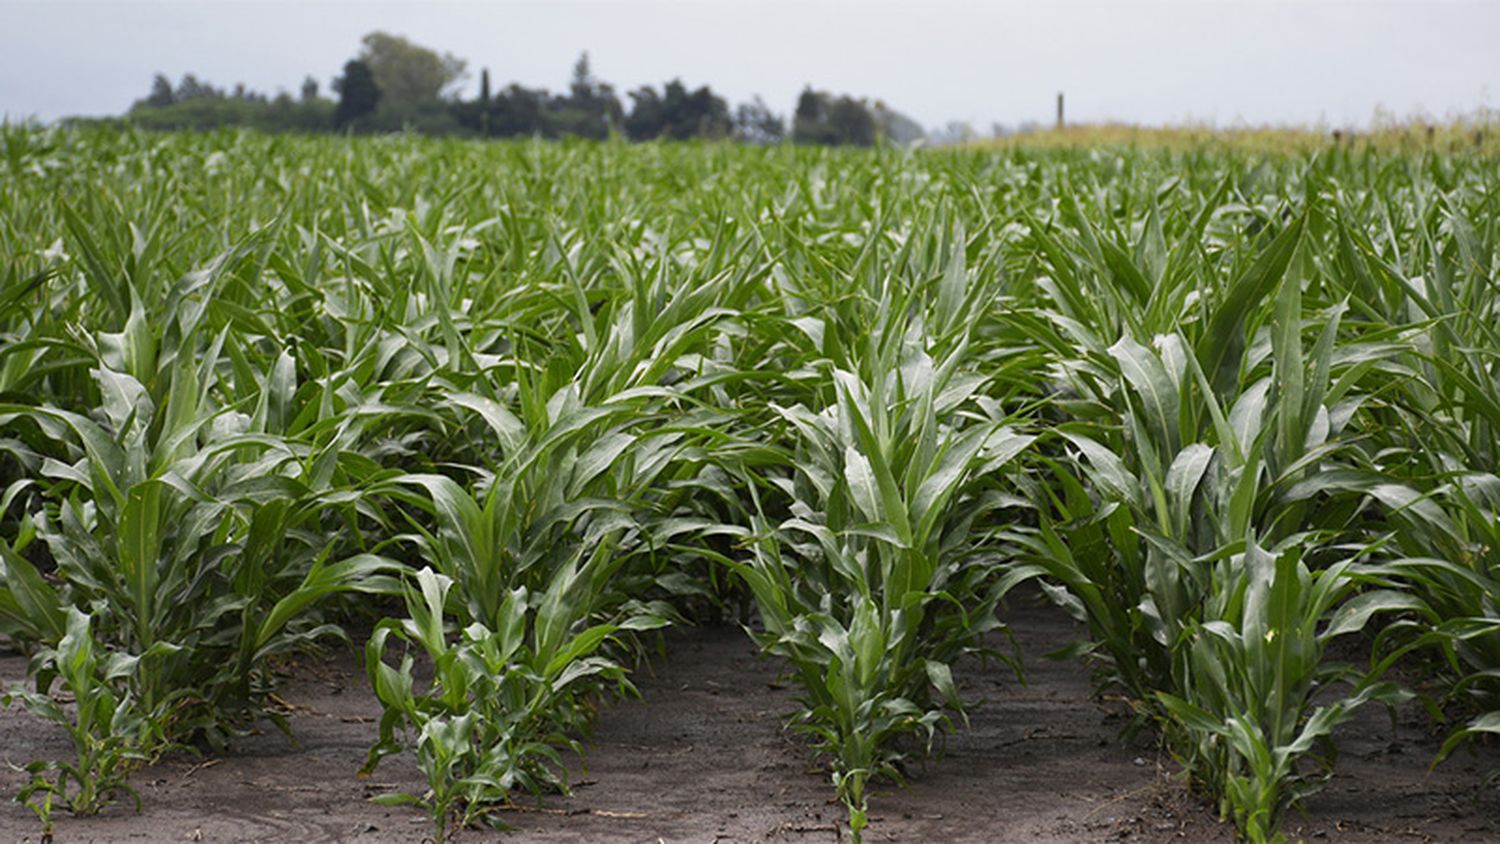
left=2, top=607, right=164, bottom=817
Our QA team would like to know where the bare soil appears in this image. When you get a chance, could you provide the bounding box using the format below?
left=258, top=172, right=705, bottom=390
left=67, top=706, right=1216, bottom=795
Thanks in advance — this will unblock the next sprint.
left=2, top=594, right=1496, bottom=843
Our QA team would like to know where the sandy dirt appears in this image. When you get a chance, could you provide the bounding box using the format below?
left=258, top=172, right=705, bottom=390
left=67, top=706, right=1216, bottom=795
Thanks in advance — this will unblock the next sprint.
left=2, top=593, right=1496, bottom=843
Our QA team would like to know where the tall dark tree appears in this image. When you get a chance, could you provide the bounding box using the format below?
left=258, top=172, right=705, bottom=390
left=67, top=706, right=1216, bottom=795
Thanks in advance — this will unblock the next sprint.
left=175, top=74, right=221, bottom=102
left=735, top=96, right=784, bottom=144
left=333, top=60, right=381, bottom=127
left=624, top=86, right=664, bottom=140
left=478, top=68, right=491, bottom=104
left=553, top=52, right=621, bottom=139
left=679, top=83, right=731, bottom=139
left=625, top=79, right=730, bottom=140
left=657, top=80, right=694, bottom=139
left=793, top=87, right=825, bottom=139
left=145, top=73, right=176, bottom=107
left=300, top=76, right=320, bottom=102
left=489, top=84, right=550, bottom=137
left=827, top=96, right=876, bottom=146
left=793, top=88, right=875, bottom=146
left=568, top=52, right=595, bottom=101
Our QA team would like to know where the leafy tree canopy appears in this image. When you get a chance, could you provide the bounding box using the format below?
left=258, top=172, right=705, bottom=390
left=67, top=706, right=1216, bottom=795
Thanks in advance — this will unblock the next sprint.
left=358, top=31, right=468, bottom=104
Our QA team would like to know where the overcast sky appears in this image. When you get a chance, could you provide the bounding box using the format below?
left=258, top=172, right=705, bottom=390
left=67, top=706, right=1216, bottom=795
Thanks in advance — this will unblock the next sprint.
left=3, top=0, right=1497, bottom=131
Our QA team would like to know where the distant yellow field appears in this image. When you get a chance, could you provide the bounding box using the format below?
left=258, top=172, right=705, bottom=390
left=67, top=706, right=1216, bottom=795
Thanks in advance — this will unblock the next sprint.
left=971, top=119, right=1500, bottom=155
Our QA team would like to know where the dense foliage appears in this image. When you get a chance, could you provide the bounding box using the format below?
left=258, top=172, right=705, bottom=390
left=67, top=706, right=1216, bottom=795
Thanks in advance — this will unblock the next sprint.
left=1, top=126, right=1498, bottom=843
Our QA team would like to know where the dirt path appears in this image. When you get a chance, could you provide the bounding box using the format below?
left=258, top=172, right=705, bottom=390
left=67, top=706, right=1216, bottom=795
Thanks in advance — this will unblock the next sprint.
left=2, top=594, right=1495, bottom=843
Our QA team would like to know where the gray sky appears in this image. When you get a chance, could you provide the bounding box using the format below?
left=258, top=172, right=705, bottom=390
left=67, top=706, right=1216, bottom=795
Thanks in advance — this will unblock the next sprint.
left=3, top=0, right=1497, bottom=130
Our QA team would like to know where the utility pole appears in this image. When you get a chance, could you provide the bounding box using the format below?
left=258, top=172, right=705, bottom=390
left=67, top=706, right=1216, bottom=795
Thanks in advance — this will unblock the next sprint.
left=1056, top=92, right=1065, bottom=130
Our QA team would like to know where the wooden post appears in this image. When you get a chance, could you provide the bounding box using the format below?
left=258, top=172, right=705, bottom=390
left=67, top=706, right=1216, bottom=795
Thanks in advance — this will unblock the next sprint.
left=1056, top=93, right=1065, bottom=130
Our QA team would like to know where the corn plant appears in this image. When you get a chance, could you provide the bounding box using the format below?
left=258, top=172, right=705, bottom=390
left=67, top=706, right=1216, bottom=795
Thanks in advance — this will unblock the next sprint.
left=1324, top=191, right=1500, bottom=778
left=363, top=566, right=659, bottom=842
left=998, top=178, right=1453, bottom=840
left=2, top=607, right=164, bottom=816
left=359, top=296, right=700, bottom=832
left=0, top=365, right=398, bottom=735
left=714, top=314, right=1033, bottom=840
left=1001, top=203, right=1311, bottom=699
left=1158, top=535, right=1413, bottom=843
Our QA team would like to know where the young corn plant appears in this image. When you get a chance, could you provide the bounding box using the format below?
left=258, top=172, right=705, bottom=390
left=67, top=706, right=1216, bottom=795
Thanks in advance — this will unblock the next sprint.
left=361, top=335, right=682, bottom=835
left=1332, top=203, right=1500, bottom=778
left=363, top=565, right=656, bottom=842
left=0, top=348, right=400, bottom=749
left=1158, top=536, right=1412, bottom=844
left=719, top=325, right=1033, bottom=841
left=1003, top=190, right=1439, bottom=839
left=2, top=607, right=165, bottom=817
left=1002, top=206, right=1314, bottom=704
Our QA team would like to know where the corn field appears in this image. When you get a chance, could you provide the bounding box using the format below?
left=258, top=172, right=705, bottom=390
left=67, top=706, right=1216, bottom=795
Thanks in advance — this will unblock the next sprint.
left=1, top=125, right=1498, bottom=843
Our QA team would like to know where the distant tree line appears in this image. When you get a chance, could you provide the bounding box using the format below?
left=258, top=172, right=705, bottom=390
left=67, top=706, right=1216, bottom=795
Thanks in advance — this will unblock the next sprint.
left=126, top=32, right=923, bottom=146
